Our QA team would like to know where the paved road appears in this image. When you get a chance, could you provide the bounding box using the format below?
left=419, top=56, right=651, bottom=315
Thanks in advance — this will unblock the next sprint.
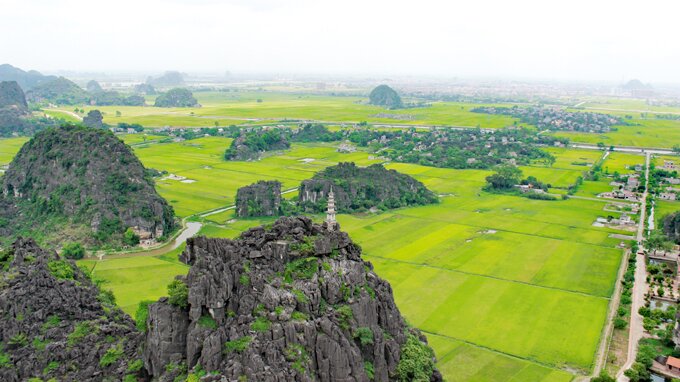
left=616, top=152, right=650, bottom=381
left=572, top=144, right=676, bottom=156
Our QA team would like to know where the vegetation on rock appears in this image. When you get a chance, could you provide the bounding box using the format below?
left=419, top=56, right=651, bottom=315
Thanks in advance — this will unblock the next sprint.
left=154, top=88, right=198, bottom=107
left=235, top=180, right=282, bottom=217
left=0, top=125, right=175, bottom=248
left=224, top=128, right=290, bottom=160
left=299, top=162, right=438, bottom=213
left=369, top=84, right=403, bottom=109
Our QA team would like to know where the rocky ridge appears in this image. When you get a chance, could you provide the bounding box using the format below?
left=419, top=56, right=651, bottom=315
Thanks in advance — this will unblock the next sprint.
left=0, top=238, right=144, bottom=381
left=143, top=216, right=442, bottom=381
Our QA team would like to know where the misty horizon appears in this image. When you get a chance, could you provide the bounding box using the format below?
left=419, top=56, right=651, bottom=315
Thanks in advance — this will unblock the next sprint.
left=2, top=0, right=680, bottom=84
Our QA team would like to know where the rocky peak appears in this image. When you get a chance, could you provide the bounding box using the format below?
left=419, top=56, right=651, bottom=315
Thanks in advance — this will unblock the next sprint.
left=144, top=216, right=442, bottom=381
left=235, top=180, right=282, bottom=217
left=0, top=238, right=144, bottom=381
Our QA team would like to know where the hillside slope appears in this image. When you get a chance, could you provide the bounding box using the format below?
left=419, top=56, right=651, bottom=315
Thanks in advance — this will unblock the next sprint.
left=1, top=125, right=175, bottom=247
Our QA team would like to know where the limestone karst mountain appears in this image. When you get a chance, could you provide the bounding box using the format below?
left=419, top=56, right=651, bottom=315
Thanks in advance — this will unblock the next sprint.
left=368, top=85, right=403, bottom=109
left=299, top=162, right=438, bottom=213
left=143, top=216, right=442, bottom=381
left=0, top=125, right=175, bottom=247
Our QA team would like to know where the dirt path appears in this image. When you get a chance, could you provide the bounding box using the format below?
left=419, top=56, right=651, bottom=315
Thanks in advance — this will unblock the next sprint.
left=616, top=152, right=650, bottom=381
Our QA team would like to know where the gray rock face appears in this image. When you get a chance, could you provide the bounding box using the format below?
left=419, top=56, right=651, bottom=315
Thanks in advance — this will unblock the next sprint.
left=0, top=81, right=29, bottom=115
left=144, top=216, right=442, bottom=381
left=236, top=180, right=282, bottom=217
left=0, top=238, right=145, bottom=381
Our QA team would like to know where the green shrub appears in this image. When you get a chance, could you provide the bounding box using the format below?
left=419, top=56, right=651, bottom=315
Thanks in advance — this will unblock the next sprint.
left=134, top=301, right=153, bottom=332
left=291, top=289, right=309, bottom=304
left=284, top=257, right=318, bottom=282
left=197, top=315, right=217, bottom=330
left=364, top=361, right=375, bottom=380
left=42, top=315, right=61, bottom=331
left=8, top=333, right=28, bottom=347
left=167, top=280, right=188, bottom=309
left=336, top=305, right=353, bottom=330
left=123, top=374, right=137, bottom=382
left=224, top=336, right=252, bottom=353
left=32, top=337, right=49, bottom=351
left=284, top=343, right=309, bottom=374
left=251, top=316, right=271, bottom=332
left=291, top=311, right=308, bottom=321
left=239, top=274, right=250, bottom=286
left=123, top=228, right=140, bottom=246
left=396, top=334, right=435, bottom=382
left=353, top=327, right=374, bottom=346
left=43, top=361, right=59, bottom=374
left=100, top=344, right=124, bottom=367
left=62, top=242, right=85, bottom=260
left=0, top=349, right=10, bottom=368
left=614, top=317, right=627, bottom=330
left=68, top=321, right=93, bottom=346
left=47, top=260, right=74, bottom=280
left=98, top=289, right=116, bottom=306
left=127, top=359, right=144, bottom=372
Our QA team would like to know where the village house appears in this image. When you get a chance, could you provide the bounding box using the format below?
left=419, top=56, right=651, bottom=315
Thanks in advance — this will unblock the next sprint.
left=659, top=193, right=677, bottom=201
left=666, top=356, right=680, bottom=374
left=663, top=160, right=676, bottom=171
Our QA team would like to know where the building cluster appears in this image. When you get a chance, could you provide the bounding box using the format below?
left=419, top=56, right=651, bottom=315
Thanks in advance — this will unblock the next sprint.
left=599, top=173, right=642, bottom=202
left=471, top=106, right=623, bottom=133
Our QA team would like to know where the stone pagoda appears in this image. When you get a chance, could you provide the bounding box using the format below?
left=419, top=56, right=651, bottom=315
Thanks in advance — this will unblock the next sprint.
left=326, top=187, right=338, bottom=230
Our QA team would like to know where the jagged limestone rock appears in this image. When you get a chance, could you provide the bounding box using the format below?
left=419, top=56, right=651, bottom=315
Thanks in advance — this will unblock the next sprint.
left=144, top=216, right=442, bottom=381
left=0, top=238, right=145, bottom=381
left=235, top=180, right=282, bottom=217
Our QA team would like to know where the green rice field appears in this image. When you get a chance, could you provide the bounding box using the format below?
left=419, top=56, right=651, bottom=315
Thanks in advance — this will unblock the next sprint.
left=1, top=125, right=642, bottom=381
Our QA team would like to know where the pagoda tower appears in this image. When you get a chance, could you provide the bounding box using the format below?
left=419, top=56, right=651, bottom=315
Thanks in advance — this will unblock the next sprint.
left=326, top=187, right=337, bottom=229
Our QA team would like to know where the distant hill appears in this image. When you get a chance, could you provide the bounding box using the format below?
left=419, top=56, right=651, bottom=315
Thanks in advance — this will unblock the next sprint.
left=154, top=88, right=198, bottom=107
left=0, top=81, right=29, bottom=114
left=0, top=63, right=56, bottom=90
left=25, top=76, right=90, bottom=105
left=0, top=125, right=176, bottom=248
left=299, top=162, right=437, bottom=213
left=86, top=79, right=103, bottom=93
left=0, top=81, right=60, bottom=137
left=622, top=79, right=652, bottom=90
left=368, top=84, right=403, bottom=109
left=146, top=71, right=185, bottom=87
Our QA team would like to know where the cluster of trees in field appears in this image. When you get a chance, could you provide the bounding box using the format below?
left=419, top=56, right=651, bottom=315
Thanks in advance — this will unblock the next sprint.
left=345, top=126, right=562, bottom=170
left=471, top=106, right=625, bottom=133
left=484, top=165, right=556, bottom=200
left=154, top=88, right=198, bottom=107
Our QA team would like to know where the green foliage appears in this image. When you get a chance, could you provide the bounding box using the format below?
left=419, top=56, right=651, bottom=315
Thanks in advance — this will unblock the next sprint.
left=123, top=228, right=140, bottom=246
left=614, top=317, right=627, bottom=330
left=41, top=315, right=61, bottom=331
left=284, top=257, right=318, bottom=282
left=47, top=260, right=74, bottom=280
left=127, top=359, right=144, bottom=372
left=485, top=165, right=523, bottom=190
left=239, top=273, right=250, bottom=286
left=336, top=305, right=354, bottom=330
left=61, top=242, right=85, bottom=260
left=134, top=300, right=153, bottom=332
left=396, top=334, right=436, bottom=382
left=167, top=279, right=189, bottom=309
left=224, top=336, right=252, bottom=353
left=32, top=336, right=49, bottom=351
left=98, top=288, right=116, bottom=306
left=284, top=343, right=310, bottom=375
left=43, top=361, right=59, bottom=374
left=291, top=288, right=309, bottom=304
left=250, top=316, right=271, bottom=332
left=197, top=315, right=217, bottom=330
left=0, top=348, right=10, bottom=368
left=353, top=327, right=374, bottom=346
left=8, top=333, right=28, bottom=347
left=364, top=361, right=375, bottom=380
left=100, top=344, right=124, bottom=367
left=291, top=311, right=308, bottom=321
left=67, top=321, right=93, bottom=346
left=591, top=370, right=615, bottom=382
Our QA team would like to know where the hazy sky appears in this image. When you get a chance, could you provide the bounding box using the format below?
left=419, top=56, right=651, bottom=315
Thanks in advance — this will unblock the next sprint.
left=2, top=0, right=679, bottom=82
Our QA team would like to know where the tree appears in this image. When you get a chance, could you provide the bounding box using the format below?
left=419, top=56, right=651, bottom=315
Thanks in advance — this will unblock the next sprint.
left=673, top=144, right=680, bottom=154
left=123, top=227, right=140, bottom=246
left=591, top=371, right=615, bottom=382
left=485, top=165, right=523, bottom=190
left=62, top=242, right=85, bottom=260
left=167, top=279, right=189, bottom=308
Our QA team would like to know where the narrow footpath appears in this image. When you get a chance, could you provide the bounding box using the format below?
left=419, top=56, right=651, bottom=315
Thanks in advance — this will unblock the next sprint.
left=616, top=152, right=651, bottom=381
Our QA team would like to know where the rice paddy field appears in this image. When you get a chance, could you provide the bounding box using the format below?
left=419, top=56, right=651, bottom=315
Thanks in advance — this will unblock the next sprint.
left=0, top=137, right=28, bottom=167
left=30, top=137, right=631, bottom=381
left=0, top=132, right=636, bottom=380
